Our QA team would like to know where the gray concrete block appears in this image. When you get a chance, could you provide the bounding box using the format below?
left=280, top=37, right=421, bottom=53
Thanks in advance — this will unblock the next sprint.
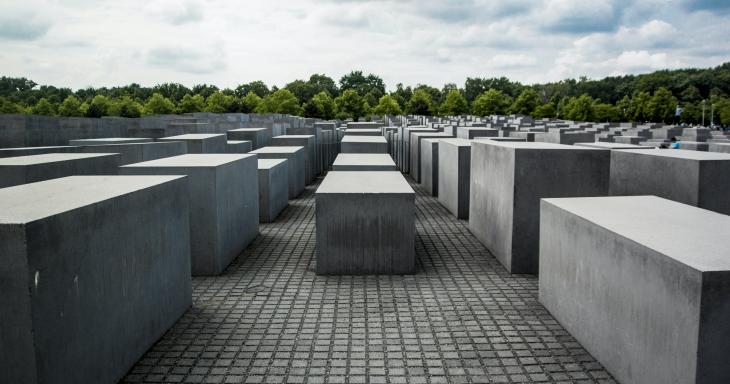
left=0, top=153, right=121, bottom=188
left=271, top=135, right=316, bottom=184
left=73, top=141, right=188, bottom=165
left=120, top=154, right=259, bottom=275
left=68, top=137, right=152, bottom=146
left=258, top=159, right=288, bottom=223
left=331, top=154, right=396, bottom=171
left=158, top=134, right=227, bottom=153
left=345, top=129, right=382, bottom=136
left=438, top=139, right=472, bottom=219
left=420, top=138, right=440, bottom=196
left=316, top=171, right=415, bottom=275
left=575, top=142, right=654, bottom=150
left=609, top=149, right=730, bottom=215
left=250, top=146, right=306, bottom=198
left=468, top=141, right=610, bottom=274
left=226, top=140, right=252, bottom=153
left=456, top=127, right=498, bottom=139
left=0, top=175, right=191, bottom=384
left=709, top=142, right=730, bottom=154
left=410, top=133, right=454, bottom=183
left=0, top=146, right=78, bottom=158
left=227, top=128, right=270, bottom=149
left=539, top=195, right=730, bottom=384
left=346, top=122, right=382, bottom=129
left=341, top=136, right=388, bottom=154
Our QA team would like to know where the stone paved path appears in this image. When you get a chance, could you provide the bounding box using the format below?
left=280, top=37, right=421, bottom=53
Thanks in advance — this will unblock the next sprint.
left=123, top=178, right=616, bottom=384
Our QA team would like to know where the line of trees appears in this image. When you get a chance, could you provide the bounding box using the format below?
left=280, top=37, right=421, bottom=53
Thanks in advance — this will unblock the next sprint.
left=2, top=63, right=730, bottom=125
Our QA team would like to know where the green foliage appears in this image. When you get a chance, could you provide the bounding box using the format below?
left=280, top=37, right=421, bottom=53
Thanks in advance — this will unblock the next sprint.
left=532, top=102, right=556, bottom=119
left=593, top=102, right=620, bottom=122
left=304, top=91, right=336, bottom=119
left=31, top=98, right=56, bottom=116
left=628, top=91, right=651, bottom=121
left=509, top=89, right=539, bottom=115
left=235, top=81, right=270, bottom=98
left=110, top=96, right=143, bottom=118
left=205, top=91, right=235, bottom=113
left=439, top=90, right=468, bottom=116
left=85, top=95, right=112, bottom=117
left=240, top=92, right=262, bottom=114
left=471, top=89, right=512, bottom=116
left=256, top=89, right=303, bottom=115
left=143, top=93, right=175, bottom=115
left=1, top=96, right=24, bottom=113
left=286, top=74, right=339, bottom=106
left=334, top=89, right=367, bottom=121
left=372, top=95, right=403, bottom=116
left=564, top=94, right=596, bottom=121
left=645, top=87, right=677, bottom=123
left=58, top=95, right=84, bottom=116
left=407, top=89, right=434, bottom=116
left=464, top=77, right=522, bottom=102
left=339, top=71, right=385, bottom=99
left=177, top=94, right=206, bottom=113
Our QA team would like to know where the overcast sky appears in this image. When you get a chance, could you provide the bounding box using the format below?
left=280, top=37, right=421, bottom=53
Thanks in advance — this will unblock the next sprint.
left=1, top=0, right=729, bottom=91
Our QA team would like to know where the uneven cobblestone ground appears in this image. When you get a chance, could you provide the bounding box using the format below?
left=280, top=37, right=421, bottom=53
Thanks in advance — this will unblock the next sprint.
left=123, top=178, right=616, bottom=384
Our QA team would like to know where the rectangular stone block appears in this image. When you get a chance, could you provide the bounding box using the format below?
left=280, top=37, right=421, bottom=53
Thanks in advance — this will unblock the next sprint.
left=401, top=128, right=436, bottom=173
left=575, top=142, right=654, bottom=150
left=158, top=134, right=226, bottom=153
left=0, top=146, right=78, bottom=158
left=0, top=175, right=191, bottom=384
left=410, top=132, right=453, bottom=183
left=120, top=154, right=259, bottom=275
left=341, top=136, right=388, bottom=154
left=346, top=122, right=382, bottom=129
left=68, top=137, right=153, bottom=146
left=345, top=129, right=382, bottom=136
left=316, top=171, right=415, bottom=275
left=226, top=140, right=252, bottom=153
left=0, top=153, right=120, bottom=188
left=250, top=146, right=306, bottom=198
left=468, top=141, right=609, bottom=274
left=227, top=128, right=270, bottom=149
left=609, top=149, right=730, bottom=215
left=420, top=138, right=440, bottom=196
left=456, top=127, right=498, bottom=139
left=331, top=153, right=396, bottom=171
left=271, top=135, right=316, bottom=183
left=73, top=141, right=187, bottom=165
left=438, top=139, right=472, bottom=219
left=258, top=159, right=288, bottom=223
left=539, top=195, right=730, bottom=384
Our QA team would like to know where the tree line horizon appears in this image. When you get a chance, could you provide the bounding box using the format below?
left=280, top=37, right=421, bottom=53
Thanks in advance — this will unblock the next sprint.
left=1, top=62, right=730, bottom=125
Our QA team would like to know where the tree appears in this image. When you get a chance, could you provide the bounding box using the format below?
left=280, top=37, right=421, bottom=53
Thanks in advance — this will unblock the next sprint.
left=0, top=96, right=24, bottom=113
left=58, top=95, right=84, bottom=116
left=372, top=95, right=403, bottom=116
left=593, top=102, right=619, bottom=122
left=240, top=92, right=262, bottom=113
left=438, top=90, right=468, bottom=116
left=628, top=91, right=651, bottom=121
left=256, top=89, right=303, bottom=115
left=334, top=89, right=366, bottom=120
left=143, top=93, right=175, bottom=115
left=205, top=91, right=235, bottom=113
left=85, top=95, right=113, bottom=117
left=191, top=84, right=219, bottom=98
left=234, top=81, right=270, bottom=98
left=31, top=98, right=56, bottom=116
left=339, top=71, right=386, bottom=98
left=564, top=94, right=595, bottom=121
left=471, top=89, right=511, bottom=116
left=109, top=96, right=143, bottom=118
left=406, top=89, right=434, bottom=115
left=532, top=102, right=556, bottom=119
left=509, top=89, right=539, bottom=115
left=304, top=91, right=336, bottom=119
left=177, top=93, right=206, bottom=113
left=645, top=87, right=677, bottom=123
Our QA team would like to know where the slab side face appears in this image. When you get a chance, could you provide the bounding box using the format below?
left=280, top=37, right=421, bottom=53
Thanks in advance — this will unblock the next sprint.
left=438, top=141, right=471, bottom=219
left=420, top=139, right=439, bottom=196
left=0, top=153, right=120, bottom=188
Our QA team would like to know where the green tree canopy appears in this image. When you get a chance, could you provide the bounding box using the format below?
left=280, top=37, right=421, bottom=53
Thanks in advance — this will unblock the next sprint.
left=110, top=96, right=143, bottom=118
left=532, top=102, right=556, bottom=119
left=240, top=92, right=262, bottom=114
left=177, top=93, right=206, bottom=113
left=439, top=90, right=469, bottom=116
left=339, top=71, right=385, bottom=99
left=645, top=87, right=678, bottom=123
left=471, top=89, right=512, bottom=116
left=372, top=94, right=403, bottom=116
left=205, top=91, right=235, bottom=113
left=334, top=89, right=367, bottom=121
left=256, top=89, right=303, bottom=115
left=509, top=89, right=539, bottom=115
left=31, top=98, right=56, bottom=116
left=143, top=93, right=175, bottom=115
left=85, top=95, right=112, bottom=117
left=58, top=95, right=84, bottom=116
left=235, top=81, right=270, bottom=98
left=304, top=91, right=336, bottom=119
left=0, top=96, right=24, bottom=113
left=564, top=94, right=596, bottom=121
left=407, top=89, right=434, bottom=115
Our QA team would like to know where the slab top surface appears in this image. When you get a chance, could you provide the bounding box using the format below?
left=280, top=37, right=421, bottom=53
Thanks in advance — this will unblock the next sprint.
left=332, top=154, right=396, bottom=167
left=229, top=128, right=267, bottom=132
left=71, top=137, right=151, bottom=143
left=159, top=134, right=226, bottom=140
left=472, top=140, right=597, bottom=150
left=439, top=138, right=474, bottom=147
left=341, top=136, right=387, bottom=143
left=345, top=129, right=381, bottom=132
left=227, top=140, right=251, bottom=144
left=121, top=154, right=254, bottom=168
left=0, top=153, right=117, bottom=166
left=273, top=135, right=315, bottom=139
left=250, top=146, right=304, bottom=154
left=543, top=195, right=730, bottom=272
left=317, top=171, right=414, bottom=194
left=258, top=159, right=287, bottom=169
left=0, top=175, right=185, bottom=224
left=614, top=148, right=730, bottom=160
left=575, top=142, right=654, bottom=149
left=0, top=146, right=75, bottom=151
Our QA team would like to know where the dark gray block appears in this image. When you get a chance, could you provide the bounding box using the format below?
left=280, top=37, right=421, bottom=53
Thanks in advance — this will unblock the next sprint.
left=0, top=175, right=191, bottom=384
left=468, top=141, right=609, bottom=274
left=438, top=139, right=472, bottom=219
left=575, top=142, right=654, bottom=150
left=0, top=146, right=78, bottom=158
left=540, top=195, right=730, bottom=384
left=316, top=171, right=415, bottom=275
left=0, top=153, right=120, bottom=188
left=250, top=146, right=306, bottom=198
left=420, top=138, right=440, bottom=196
left=345, top=129, right=382, bottom=136
left=73, top=141, right=187, bottom=165
left=158, top=134, right=226, bottom=153
left=258, top=159, right=288, bottom=223
left=456, top=127, right=498, bottom=139
left=68, top=137, right=152, bottom=146
left=227, top=128, right=270, bottom=149
left=410, top=132, right=454, bottom=183
left=331, top=154, right=396, bottom=171
left=709, top=142, right=730, bottom=153
left=271, top=135, right=316, bottom=184
left=226, top=140, right=252, bottom=153
left=120, top=154, right=259, bottom=276
left=609, top=149, right=730, bottom=215
left=341, top=136, right=388, bottom=154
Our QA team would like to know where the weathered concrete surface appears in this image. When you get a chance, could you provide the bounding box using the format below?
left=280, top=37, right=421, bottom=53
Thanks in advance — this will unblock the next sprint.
left=227, top=128, right=270, bottom=149
left=258, top=159, right=288, bottom=223
left=438, top=139, right=472, bottom=219
left=0, top=146, right=79, bottom=158
left=410, top=132, right=454, bottom=183
left=341, top=136, right=388, bottom=154
left=0, top=153, right=121, bottom=188
left=286, top=127, right=323, bottom=175
left=401, top=128, right=437, bottom=173
left=68, top=137, right=152, bottom=146
left=226, top=140, right=252, bottom=153
left=0, top=175, right=191, bottom=384
left=344, top=129, right=382, bottom=136
left=540, top=195, right=730, bottom=384
left=316, top=171, right=415, bottom=275
left=346, top=122, right=382, bottom=129
left=468, top=141, right=609, bottom=274
left=158, top=134, right=227, bottom=154
left=575, top=142, right=654, bottom=150
left=271, top=135, right=316, bottom=183
left=331, top=153, right=396, bottom=171
left=120, top=154, right=259, bottom=275
left=609, top=149, right=730, bottom=215
left=420, top=138, right=440, bottom=196
left=456, top=127, right=498, bottom=139
left=709, top=142, right=730, bottom=154
left=250, top=146, right=306, bottom=198
left=72, top=141, right=188, bottom=165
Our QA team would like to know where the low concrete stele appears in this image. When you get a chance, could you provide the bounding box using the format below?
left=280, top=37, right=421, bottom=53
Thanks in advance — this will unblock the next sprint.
left=410, top=132, right=454, bottom=183
left=420, top=138, right=440, bottom=196
left=120, top=154, right=259, bottom=275
left=609, top=149, right=730, bottom=215
left=574, top=142, right=654, bottom=150
left=226, top=140, right=252, bottom=153
left=258, top=159, right=289, bottom=223
left=540, top=195, right=730, bottom=384
left=331, top=153, right=397, bottom=171
left=0, top=146, right=79, bottom=158
left=158, top=134, right=227, bottom=154
left=0, top=175, right=192, bottom=384
left=0, top=153, right=120, bottom=188
left=341, top=136, right=388, bottom=154
left=250, top=146, right=306, bottom=198
left=344, top=129, right=382, bottom=136
left=73, top=141, right=188, bottom=165
left=468, top=141, right=610, bottom=274
left=438, top=139, right=472, bottom=219
left=68, top=137, right=153, bottom=146
left=227, top=128, right=270, bottom=149
left=271, top=135, right=317, bottom=184
left=316, top=171, right=415, bottom=275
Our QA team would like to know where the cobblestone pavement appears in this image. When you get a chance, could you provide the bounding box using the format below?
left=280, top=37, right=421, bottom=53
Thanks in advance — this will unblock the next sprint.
left=123, top=178, right=616, bottom=384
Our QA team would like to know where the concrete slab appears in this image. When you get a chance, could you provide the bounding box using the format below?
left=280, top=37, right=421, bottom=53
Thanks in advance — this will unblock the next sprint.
left=575, top=142, right=654, bottom=150
left=0, top=175, right=191, bottom=384
left=345, top=129, right=382, bottom=136
left=316, top=171, right=415, bottom=275
left=250, top=146, right=306, bottom=198
left=0, top=153, right=120, bottom=188
left=271, top=135, right=316, bottom=183
left=331, top=154, right=396, bottom=171
left=73, top=141, right=187, bottom=165
left=227, top=128, right=270, bottom=149
left=341, top=136, right=388, bottom=154
left=468, top=141, right=610, bottom=274
left=68, top=137, right=153, bottom=146
left=438, top=139, right=472, bottom=219
left=120, top=154, right=259, bottom=275
left=410, top=133, right=454, bottom=183
left=540, top=195, right=730, bottom=384
left=158, top=134, right=226, bottom=154
left=258, top=159, right=288, bottom=223
left=0, top=146, right=78, bottom=158
left=226, top=140, right=252, bottom=153
left=420, top=138, right=440, bottom=196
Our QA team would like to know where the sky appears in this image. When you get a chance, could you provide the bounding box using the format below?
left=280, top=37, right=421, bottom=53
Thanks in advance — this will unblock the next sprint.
left=1, top=0, right=729, bottom=91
